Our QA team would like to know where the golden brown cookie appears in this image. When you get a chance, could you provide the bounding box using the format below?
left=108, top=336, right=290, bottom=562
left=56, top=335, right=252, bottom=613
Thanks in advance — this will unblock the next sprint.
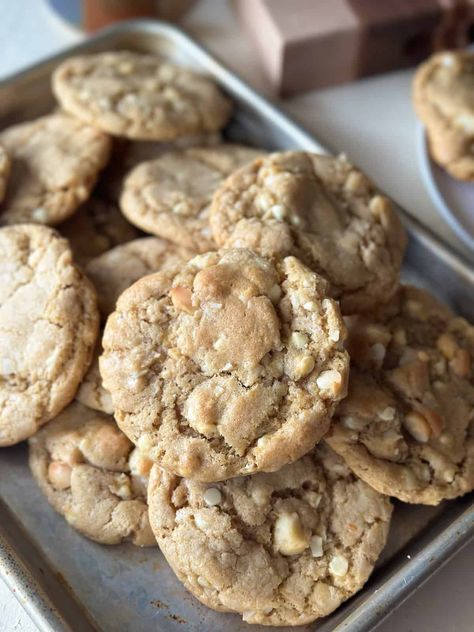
left=29, top=402, right=155, bottom=546
left=85, top=237, right=194, bottom=318
left=0, top=225, right=99, bottom=446
left=326, top=286, right=474, bottom=505
left=210, top=151, right=406, bottom=314
left=52, top=51, right=232, bottom=140
left=59, top=196, right=139, bottom=266
left=120, top=144, right=263, bottom=252
left=148, top=443, right=392, bottom=626
left=100, top=249, right=349, bottom=482
left=0, top=112, right=111, bottom=225
left=0, top=142, right=11, bottom=203
left=413, top=51, right=474, bottom=180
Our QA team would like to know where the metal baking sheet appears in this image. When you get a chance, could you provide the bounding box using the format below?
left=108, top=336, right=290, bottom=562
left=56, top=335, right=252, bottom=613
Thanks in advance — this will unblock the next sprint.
left=0, top=20, right=472, bottom=632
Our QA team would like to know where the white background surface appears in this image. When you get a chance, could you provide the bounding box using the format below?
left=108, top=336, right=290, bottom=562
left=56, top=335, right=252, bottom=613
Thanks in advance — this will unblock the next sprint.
left=0, top=1, right=472, bottom=631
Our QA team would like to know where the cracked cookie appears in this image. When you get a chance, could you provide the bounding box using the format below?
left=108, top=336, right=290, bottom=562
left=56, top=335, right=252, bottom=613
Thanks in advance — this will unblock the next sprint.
left=59, top=196, right=139, bottom=265
left=29, top=401, right=155, bottom=546
left=0, top=112, right=111, bottom=225
left=0, top=225, right=99, bottom=446
left=326, top=285, right=474, bottom=505
left=413, top=51, right=474, bottom=180
left=52, top=51, right=232, bottom=141
left=210, top=151, right=406, bottom=314
left=0, top=142, right=11, bottom=203
left=120, top=144, right=263, bottom=252
left=85, top=236, right=194, bottom=318
left=148, top=443, right=392, bottom=626
left=100, top=249, right=349, bottom=482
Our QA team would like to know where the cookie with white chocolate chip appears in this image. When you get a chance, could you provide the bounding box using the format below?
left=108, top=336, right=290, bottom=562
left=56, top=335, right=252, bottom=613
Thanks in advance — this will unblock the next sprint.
left=413, top=50, right=474, bottom=180
left=0, top=112, right=111, bottom=226
left=147, top=443, right=392, bottom=626
left=120, top=144, right=263, bottom=252
left=326, top=285, right=474, bottom=505
left=100, top=249, right=349, bottom=482
left=52, top=51, right=232, bottom=141
left=210, top=151, right=407, bottom=314
left=29, top=402, right=155, bottom=546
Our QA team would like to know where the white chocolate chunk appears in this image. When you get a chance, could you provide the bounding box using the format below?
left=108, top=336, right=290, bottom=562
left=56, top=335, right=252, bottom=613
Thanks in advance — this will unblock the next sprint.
left=329, top=555, right=349, bottom=577
left=274, top=512, right=310, bottom=556
left=203, top=487, right=222, bottom=507
left=310, top=535, right=324, bottom=557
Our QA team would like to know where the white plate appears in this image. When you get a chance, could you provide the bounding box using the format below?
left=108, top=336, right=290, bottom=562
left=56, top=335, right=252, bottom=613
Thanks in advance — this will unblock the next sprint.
left=417, top=123, right=474, bottom=252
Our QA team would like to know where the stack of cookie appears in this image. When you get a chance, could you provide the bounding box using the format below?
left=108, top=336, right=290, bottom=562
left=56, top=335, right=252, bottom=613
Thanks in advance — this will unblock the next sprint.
left=0, top=50, right=472, bottom=628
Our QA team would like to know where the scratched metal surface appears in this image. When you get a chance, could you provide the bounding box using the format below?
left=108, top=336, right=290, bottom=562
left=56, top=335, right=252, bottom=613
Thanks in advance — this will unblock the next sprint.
left=0, top=20, right=472, bottom=632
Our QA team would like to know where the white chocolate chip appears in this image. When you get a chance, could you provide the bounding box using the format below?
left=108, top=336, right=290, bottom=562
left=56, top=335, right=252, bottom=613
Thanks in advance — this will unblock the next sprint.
left=329, top=555, right=349, bottom=577
left=342, top=415, right=366, bottom=431
left=370, top=343, right=386, bottom=363
left=128, top=447, right=153, bottom=477
left=310, top=535, right=324, bottom=557
left=221, top=362, right=232, bottom=371
left=442, top=467, right=456, bottom=483
left=203, top=487, right=222, bottom=507
left=213, top=334, right=227, bottom=350
left=316, top=369, right=342, bottom=395
left=294, top=354, right=315, bottom=379
left=329, top=330, right=340, bottom=342
left=379, top=406, right=396, bottom=421
left=32, top=207, right=47, bottom=222
left=269, top=284, right=282, bottom=303
left=303, top=301, right=317, bottom=311
left=273, top=512, right=310, bottom=556
left=270, top=204, right=286, bottom=220
left=403, top=411, right=431, bottom=443
left=291, top=332, right=308, bottom=350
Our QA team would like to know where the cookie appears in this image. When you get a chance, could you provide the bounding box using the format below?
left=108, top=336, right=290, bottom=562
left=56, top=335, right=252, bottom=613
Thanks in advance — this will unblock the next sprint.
left=0, top=225, right=99, bottom=446
left=210, top=151, right=407, bottom=314
left=100, top=249, right=349, bottom=482
left=120, top=145, right=263, bottom=252
left=85, top=237, right=194, bottom=318
left=413, top=51, right=474, bottom=180
left=52, top=51, right=232, bottom=141
left=326, top=286, right=474, bottom=505
left=59, top=196, right=139, bottom=265
left=0, top=142, right=11, bottom=203
left=76, top=346, right=114, bottom=415
left=0, top=112, right=111, bottom=225
left=148, top=443, right=392, bottom=626
left=29, top=402, right=155, bottom=546
left=98, top=133, right=222, bottom=203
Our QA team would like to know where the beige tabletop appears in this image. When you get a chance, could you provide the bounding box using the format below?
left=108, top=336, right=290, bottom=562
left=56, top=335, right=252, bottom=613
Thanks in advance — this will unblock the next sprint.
left=0, top=1, right=472, bottom=631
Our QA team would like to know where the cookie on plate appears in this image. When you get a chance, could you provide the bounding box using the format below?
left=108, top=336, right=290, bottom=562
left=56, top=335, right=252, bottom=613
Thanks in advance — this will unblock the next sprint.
left=413, top=51, right=474, bottom=180
left=326, top=285, right=474, bottom=505
left=52, top=51, right=232, bottom=141
left=148, top=443, right=392, bottom=626
left=0, top=142, right=11, bottom=203
left=0, top=225, right=99, bottom=446
left=76, top=346, right=114, bottom=415
left=210, top=151, right=406, bottom=314
left=100, top=249, right=349, bottom=482
left=0, top=112, right=111, bottom=225
left=85, top=236, right=194, bottom=318
left=120, top=145, right=263, bottom=252
left=59, top=196, right=139, bottom=265
left=29, top=402, right=155, bottom=546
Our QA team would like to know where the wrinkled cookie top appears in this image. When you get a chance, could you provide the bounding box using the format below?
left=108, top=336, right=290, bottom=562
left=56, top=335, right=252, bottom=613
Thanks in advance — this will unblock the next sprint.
left=326, top=286, right=474, bottom=505
left=29, top=401, right=155, bottom=546
left=85, top=237, right=194, bottom=318
left=121, top=144, right=263, bottom=252
left=76, top=344, right=114, bottom=415
left=52, top=52, right=232, bottom=140
left=210, top=151, right=406, bottom=314
left=0, top=112, right=111, bottom=225
left=148, top=443, right=392, bottom=626
left=413, top=51, right=474, bottom=180
left=59, top=196, right=139, bottom=265
left=0, top=225, right=99, bottom=446
left=0, top=142, right=11, bottom=203
left=100, top=249, right=349, bottom=482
